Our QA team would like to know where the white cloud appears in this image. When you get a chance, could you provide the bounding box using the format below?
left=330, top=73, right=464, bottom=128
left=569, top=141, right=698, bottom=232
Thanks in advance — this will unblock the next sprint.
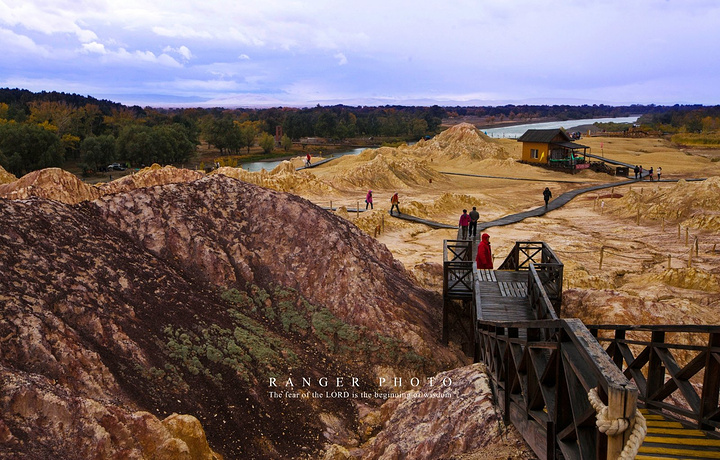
left=163, top=45, right=193, bottom=61
left=0, top=27, right=50, bottom=56
left=238, top=54, right=250, bottom=60
left=334, top=52, right=347, bottom=66
left=153, top=25, right=212, bottom=39
left=82, top=41, right=107, bottom=54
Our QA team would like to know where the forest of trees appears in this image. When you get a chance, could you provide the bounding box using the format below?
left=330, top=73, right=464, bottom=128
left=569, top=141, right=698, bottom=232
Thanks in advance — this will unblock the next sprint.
left=1, top=88, right=719, bottom=177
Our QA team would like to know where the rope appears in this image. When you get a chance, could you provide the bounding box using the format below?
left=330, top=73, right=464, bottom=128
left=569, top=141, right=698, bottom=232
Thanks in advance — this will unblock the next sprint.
left=588, top=387, right=647, bottom=460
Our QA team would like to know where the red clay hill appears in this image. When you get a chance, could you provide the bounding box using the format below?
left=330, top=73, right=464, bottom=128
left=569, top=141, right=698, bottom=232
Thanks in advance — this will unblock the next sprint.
left=0, top=174, right=463, bottom=459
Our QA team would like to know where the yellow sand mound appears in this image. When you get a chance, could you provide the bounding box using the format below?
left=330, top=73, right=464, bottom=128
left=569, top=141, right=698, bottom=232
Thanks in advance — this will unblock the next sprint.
left=609, top=176, right=720, bottom=230
left=333, top=153, right=446, bottom=190
left=0, top=168, right=101, bottom=204
left=0, top=165, right=17, bottom=184
left=211, top=162, right=336, bottom=195
left=98, top=164, right=205, bottom=195
left=410, top=123, right=511, bottom=161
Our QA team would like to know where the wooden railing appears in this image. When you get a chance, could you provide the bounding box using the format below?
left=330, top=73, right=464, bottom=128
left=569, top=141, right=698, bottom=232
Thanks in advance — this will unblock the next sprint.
left=444, top=239, right=473, bottom=262
left=499, top=241, right=562, bottom=270
left=499, top=242, right=563, bottom=314
left=474, top=242, right=638, bottom=460
left=477, top=318, right=639, bottom=460
left=589, top=324, right=720, bottom=431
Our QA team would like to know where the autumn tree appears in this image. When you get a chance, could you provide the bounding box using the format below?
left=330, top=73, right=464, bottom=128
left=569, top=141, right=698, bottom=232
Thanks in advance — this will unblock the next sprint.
left=258, top=132, right=274, bottom=154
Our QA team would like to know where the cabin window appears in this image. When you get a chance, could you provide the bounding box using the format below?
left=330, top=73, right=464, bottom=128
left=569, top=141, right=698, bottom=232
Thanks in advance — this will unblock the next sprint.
left=531, top=149, right=539, bottom=159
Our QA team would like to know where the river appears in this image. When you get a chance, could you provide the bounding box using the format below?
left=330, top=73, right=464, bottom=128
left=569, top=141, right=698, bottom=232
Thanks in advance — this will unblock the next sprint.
left=241, top=115, right=640, bottom=171
left=481, top=115, right=640, bottom=139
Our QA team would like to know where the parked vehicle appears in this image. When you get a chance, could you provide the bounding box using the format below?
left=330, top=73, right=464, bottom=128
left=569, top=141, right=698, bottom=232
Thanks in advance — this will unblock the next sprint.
left=108, top=163, right=126, bottom=171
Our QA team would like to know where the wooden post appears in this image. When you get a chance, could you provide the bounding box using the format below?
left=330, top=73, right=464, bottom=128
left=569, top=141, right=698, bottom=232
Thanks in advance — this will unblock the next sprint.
left=607, top=386, right=639, bottom=460
left=686, top=228, right=689, bottom=246
left=330, top=200, right=333, bottom=211
left=611, top=187, right=614, bottom=196
left=678, top=224, right=681, bottom=239
left=695, top=236, right=699, bottom=257
left=381, top=214, right=385, bottom=232
left=713, top=243, right=717, bottom=254
left=356, top=201, right=359, bottom=219
left=700, top=333, right=720, bottom=431
left=667, top=254, right=671, bottom=269
left=599, top=246, right=605, bottom=270
left=601, top=200, right=605, bottom=215
left=688, top=249, right=693, bottom=268
left=662, top=217, right=665, bottom=232
left=594, top=196, right=598, bottom=211
left=636, top=209, right=640, bottom=226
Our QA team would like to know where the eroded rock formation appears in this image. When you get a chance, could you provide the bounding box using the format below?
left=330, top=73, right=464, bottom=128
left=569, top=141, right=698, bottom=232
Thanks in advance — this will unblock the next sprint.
left=0, top=174, right=464, bottom=458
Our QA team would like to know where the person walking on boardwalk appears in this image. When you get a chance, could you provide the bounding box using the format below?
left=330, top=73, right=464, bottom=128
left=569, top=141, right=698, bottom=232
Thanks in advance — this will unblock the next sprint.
left=649, top=166, right=654, bottom=181
left=634, top=165, right=640, bottom=179
left=390, top=192, right=400, bottom=215
left=543, top=187, right=552, bottom=208
left=305, top=153, right=311, bottom=167
left=365, top=190, right=373, bottom=210
left=459, top=209, right=471, bottom=239
left=469, top=206, right=480, bottom=238
left=657, top=166, right=662, bottom=181
left=476, top=233, right=493, bottom=269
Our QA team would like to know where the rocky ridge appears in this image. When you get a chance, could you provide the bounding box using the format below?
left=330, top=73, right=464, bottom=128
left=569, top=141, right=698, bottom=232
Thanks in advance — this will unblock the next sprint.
left=0, top=174, right=463, bottom=459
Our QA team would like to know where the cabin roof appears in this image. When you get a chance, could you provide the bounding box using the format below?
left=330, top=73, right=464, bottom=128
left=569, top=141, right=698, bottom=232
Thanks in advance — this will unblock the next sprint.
left=556, top=141, right=588, bottom=150
left=516, top=128, right=570, bottom=143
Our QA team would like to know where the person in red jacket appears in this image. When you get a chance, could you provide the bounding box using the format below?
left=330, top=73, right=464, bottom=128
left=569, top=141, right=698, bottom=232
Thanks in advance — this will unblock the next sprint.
left=365, top=190, right=373, bottom=210
left=459, top=209, right=471, bottom=239
left=476, top=233, right=493, bottom=269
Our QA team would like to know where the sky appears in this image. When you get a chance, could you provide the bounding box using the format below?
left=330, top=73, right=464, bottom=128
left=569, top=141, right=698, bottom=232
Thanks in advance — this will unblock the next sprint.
left=1, top=0, right=719, bottom=108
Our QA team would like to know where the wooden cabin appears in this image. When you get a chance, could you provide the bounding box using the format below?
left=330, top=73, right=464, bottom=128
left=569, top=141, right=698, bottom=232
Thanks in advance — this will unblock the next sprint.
left=517, top=129, right=589, bottom=171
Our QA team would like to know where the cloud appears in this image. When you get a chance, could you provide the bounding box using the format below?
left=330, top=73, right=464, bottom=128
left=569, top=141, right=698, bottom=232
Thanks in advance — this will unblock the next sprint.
left=0, top=0, right=97, bottom=43
left=153, top=25, right=212, bottom=39
left=0, top=27, right=50, bottom=56
left=239, top=54, right=250, bottom=60
left=163, top=45, right=193, bottom=61
left=82, top=41, right=107, bottom=54
left=334, top=52, right=347, bottom=66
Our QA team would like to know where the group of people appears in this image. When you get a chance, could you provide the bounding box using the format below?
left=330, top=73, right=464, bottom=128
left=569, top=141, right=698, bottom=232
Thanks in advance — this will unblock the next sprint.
left=363, top=190, right=401, bottom=214
left=457, top=207, right=492, bottom=269
left=633, top=165, right=662, bottom=181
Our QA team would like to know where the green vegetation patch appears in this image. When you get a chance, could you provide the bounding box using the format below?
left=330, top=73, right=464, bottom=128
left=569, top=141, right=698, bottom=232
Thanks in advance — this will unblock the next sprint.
left=671, top=133, right=720, bottom=147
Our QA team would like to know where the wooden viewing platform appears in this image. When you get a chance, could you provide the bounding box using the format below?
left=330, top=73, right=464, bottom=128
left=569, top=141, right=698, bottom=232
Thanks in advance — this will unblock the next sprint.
left=443, top=240, right=720, bottom=460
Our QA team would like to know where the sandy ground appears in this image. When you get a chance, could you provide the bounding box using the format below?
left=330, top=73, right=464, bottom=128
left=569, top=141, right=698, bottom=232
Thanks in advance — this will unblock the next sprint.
left=289, top=132, right=720, bottom=326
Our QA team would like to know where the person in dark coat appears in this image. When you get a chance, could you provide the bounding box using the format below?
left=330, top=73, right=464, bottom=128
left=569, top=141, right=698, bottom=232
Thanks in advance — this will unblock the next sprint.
left=469, top=206, right=480, bottom=238
left=543, top=187, right=552, bottom=208
left=476, top=233, right=493, bottom=269
left=634, top=165, right=640, bottom=179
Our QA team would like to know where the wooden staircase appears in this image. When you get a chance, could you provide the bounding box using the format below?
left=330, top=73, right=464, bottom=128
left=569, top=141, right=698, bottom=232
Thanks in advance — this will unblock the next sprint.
left=444, top=241, right=720, bottom=460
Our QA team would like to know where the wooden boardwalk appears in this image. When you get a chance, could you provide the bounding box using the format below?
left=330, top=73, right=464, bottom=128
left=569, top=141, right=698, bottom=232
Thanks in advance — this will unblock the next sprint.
left=295, top=157, right=335, bottom=170
left=387, top=211, right=457, bottom=229
left=475, top=270, right=533, bottom=322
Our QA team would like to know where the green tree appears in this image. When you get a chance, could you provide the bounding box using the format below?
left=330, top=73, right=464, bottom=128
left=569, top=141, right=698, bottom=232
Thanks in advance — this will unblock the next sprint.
left=202, top=116, right=242, bottom=154
left=80, top=135, right=116, bottom=172
left=0, top=122, right=64, bottom=176
left=280, top=134, right=292, bottom=151
left=238, top=122, right=257, bottom=154
left=116, top=123, right=197, bottom=166
left=258, top=132, right=275, bottom=154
